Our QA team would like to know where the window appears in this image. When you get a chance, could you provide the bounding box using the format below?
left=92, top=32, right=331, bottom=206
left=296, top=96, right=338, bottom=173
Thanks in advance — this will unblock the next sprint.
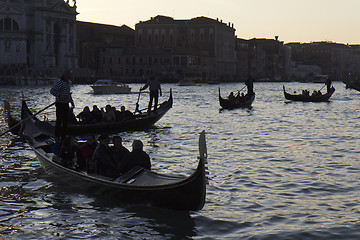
left=0, top=18, right=20, bottom=31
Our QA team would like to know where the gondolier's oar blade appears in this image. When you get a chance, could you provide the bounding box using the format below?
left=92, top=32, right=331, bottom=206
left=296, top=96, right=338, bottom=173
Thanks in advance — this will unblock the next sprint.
left=199, top=130, right=207, bottom=161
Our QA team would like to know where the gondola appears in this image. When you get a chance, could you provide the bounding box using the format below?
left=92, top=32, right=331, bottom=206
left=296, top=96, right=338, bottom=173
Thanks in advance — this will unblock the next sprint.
left=20, top=99, right=207, bottom=211
left=6, top=90, right=173, bottom=136
left=343, top=79, right=360, bottom=92
left=219, top=88, right=255, bottom=109
left=283, top=85, right=335, bottom=102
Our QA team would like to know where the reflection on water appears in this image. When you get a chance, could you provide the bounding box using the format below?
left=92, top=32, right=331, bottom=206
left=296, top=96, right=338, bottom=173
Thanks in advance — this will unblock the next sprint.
left=1, top=82, right=360, bottom=239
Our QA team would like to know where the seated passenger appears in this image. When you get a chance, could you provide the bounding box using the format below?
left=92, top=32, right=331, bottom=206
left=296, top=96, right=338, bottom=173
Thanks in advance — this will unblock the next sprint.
left=122, top=140, right=151, bottom=173
left=77, top=106, right=93, bottom=124
left=228, top=92, right=235, bottom=101
left=102, top=105, right=116, bottom=122
left=58, top=136, right=79, bottom=168
left=111, top=136, right=130, bottom=170
left=91, top=105, right=103, bottom=122
left=236, top=92, right=245, bottom=99
left=116, top=106, right=133, bottom=120
left=78, top=135, right=98, bottom=171
left=91, top=134, right=118, bottom=177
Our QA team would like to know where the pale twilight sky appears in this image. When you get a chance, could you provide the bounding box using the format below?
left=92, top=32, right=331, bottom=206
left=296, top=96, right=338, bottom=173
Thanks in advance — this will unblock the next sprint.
left=76, top=0, right=359, bottom=44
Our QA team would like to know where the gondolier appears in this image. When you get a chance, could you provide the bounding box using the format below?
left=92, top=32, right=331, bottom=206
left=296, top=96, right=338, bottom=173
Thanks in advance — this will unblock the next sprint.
left=325, top=78, right=333, bottom=93
left=245, top=76, right=254, bottom=96
left=140, top=72, right=162, bottom=113
left=50, top=69, right=75, bottom=140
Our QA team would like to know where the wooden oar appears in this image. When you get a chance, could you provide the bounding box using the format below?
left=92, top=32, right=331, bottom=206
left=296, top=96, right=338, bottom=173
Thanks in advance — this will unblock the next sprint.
left=0, top=101, right=55, bottom=137
left=238, top=85, right=246, bottom=92
left=318, top=83, right=326, bottom=91
left=134, top=90, right=142, bottom=113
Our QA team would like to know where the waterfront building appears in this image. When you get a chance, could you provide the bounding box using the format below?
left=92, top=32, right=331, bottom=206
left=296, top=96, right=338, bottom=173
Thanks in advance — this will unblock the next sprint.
left=246, top=37, right=289, bottom=81
left=76, top=21, right=135, bottom=82
left=135, top=15, right=237, bottom=82
left=0, top=0, right=77, bottom=83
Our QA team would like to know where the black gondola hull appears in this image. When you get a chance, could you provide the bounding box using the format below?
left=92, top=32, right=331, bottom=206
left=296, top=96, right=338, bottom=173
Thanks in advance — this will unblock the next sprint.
left=20, top=98, right=206, bottom=211
left=219, top=88, right=255, bottom=109
left=11, top=90, right=172, bottom=136
left=283, top=85, right=335, bottom=102
left=34, top=148, right=206, bottom=211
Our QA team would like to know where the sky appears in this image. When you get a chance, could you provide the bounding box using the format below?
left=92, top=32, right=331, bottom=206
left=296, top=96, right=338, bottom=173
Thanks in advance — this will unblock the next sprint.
left=75, top=0, right=360, bottom=44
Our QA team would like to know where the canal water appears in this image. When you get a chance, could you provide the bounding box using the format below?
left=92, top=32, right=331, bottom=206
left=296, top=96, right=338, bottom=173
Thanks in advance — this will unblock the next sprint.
left=1, top=81, right=360, bottom=239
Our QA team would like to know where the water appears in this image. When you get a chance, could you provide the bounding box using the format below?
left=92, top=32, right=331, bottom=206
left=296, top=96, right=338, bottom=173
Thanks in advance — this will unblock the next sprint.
left=1, top=82, right=360, bottom=239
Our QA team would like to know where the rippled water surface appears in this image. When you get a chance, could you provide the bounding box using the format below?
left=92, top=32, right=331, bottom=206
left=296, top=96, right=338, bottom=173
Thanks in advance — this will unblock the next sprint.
left=1, top=82, right=360, bottom=239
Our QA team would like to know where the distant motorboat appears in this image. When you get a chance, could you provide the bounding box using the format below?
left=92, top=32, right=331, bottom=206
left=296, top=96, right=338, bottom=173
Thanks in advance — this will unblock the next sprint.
left=90, top=79, right=131, bottom=94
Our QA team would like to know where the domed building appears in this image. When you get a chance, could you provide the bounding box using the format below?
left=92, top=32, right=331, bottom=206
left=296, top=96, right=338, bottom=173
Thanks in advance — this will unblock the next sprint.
left=0, top=0, right=77, bottom=77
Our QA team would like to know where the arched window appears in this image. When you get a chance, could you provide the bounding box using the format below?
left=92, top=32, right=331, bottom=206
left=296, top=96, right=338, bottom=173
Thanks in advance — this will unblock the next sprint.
left=0, top=17, right=20, bottom=31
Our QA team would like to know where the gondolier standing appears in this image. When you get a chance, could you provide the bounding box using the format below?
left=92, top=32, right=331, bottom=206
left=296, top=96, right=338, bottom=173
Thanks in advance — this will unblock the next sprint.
left=50, top=69, right=75, bottom=140
left=325, top=78, right=333, bottom=93
left=245, top=76, right=254, bottom=96
left=140, top=72, right=162, bottom=113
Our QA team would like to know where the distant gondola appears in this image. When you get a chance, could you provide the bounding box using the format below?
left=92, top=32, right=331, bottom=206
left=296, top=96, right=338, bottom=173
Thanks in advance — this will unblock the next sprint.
left=343, top=79, right=360, bottom=92
left=283, top=85, right=335, bottom=102
left=6, top=90, right=173, bottom=136
left=20, top=100, right=207, bottom=211
left=219, top=88, right=255, bottom=109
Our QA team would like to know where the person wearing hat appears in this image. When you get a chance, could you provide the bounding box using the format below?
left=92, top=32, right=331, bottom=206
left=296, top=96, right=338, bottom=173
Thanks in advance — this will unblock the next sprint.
left=50, top=69, right=75, bottom=140
left=89, top=134, right=117, bottom=177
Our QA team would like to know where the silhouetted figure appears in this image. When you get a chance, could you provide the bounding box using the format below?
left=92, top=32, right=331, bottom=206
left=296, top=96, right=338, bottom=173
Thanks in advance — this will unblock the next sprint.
left=326, top=78, right=333, bottom=93
left=245, top=76, right=254, bottom=96
left=122, top=140, right=151, bottom=173
left=77, top=106, right=92, bottom=123
left=140, top=72, right=162, bottom=113
left=78, top=135, right=97, bottom=171
left=91, top=134, right=118, bottom=177
left=58, top=136, right=79, bottom=168
left=91, top=105, right=102, bottom=123
left=111, top=136, right=130, bottom=172
left=50, top=69, right=75, bottom=140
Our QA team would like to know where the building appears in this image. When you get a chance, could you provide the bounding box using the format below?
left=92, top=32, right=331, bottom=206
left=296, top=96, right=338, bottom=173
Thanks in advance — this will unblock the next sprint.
left=76, top=21, right=135, bottom=82
left=135, top=15, right=237, bottom=82
left=0, top=0, right=77, bottom=80
left=246, top=37, right=289, bottom=81
left=286, top=41, right=360, bottom=81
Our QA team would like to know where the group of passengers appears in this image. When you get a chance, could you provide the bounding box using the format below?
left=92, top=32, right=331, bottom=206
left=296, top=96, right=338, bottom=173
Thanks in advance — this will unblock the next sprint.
left=228, top=91, right=246, bottom=101
left=227, top=76, right=254, bottom=101
left=76, top=104, right=134, bottom=124
left=301, top=89, right=323, bottom=96
left=58, top=134, right=151, bottom=178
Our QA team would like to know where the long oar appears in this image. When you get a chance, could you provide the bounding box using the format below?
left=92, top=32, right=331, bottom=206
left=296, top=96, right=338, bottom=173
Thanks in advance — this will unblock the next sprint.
left=0, top=101, right=55, bottom=137
left=237, top=85, right=246, bottom=93
left=134, top=90, right=142, bottom=113
left=318, top=83, right=326, bottom=91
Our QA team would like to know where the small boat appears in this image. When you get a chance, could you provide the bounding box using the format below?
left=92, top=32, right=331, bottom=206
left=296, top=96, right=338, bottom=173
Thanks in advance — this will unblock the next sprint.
left=20, top=101, right=207, bottom=211
left=343, top=79, right=360, bottom=92
left=91, top=79, right=131, bottom=94
left=7, top=90, right=173, bottom=136
left=283, top=85, right=335, bottom=102
left=219, top=88, right=255, bottom=109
